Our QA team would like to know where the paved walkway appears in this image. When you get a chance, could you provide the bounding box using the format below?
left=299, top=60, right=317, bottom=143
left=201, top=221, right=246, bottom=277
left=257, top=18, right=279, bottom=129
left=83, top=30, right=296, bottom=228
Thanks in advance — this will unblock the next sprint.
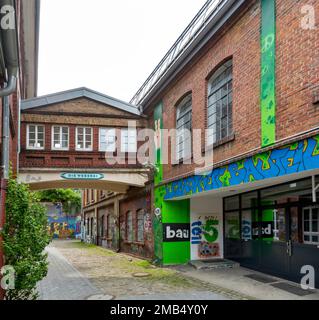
left=37, top=246, right=101, bottom=300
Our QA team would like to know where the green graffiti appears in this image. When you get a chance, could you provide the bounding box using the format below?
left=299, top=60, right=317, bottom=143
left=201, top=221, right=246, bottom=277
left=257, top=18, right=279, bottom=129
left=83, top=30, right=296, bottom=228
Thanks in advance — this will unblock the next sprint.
left=153, top=103, right=164, bottom=264
left=219, top=168, right=231, bottom=187
left=202, top=220, right=219, bottom=243
left=261, top=0, right=276, bottom=147
left=313, top=136, right=319, bottom=156
left=253, top=152, right=271, bottom=170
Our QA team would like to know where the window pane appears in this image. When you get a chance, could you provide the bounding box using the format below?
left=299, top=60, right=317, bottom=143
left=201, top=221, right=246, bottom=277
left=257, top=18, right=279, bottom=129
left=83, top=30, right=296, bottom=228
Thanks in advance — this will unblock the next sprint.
left=242, top=192, right=258, bottom=208
left=29, top=125, right=36, bottom=133
left=304, top=221, right=310, bottom=232
left=272, top=208, right=286, bottom=242
left=312, top=221, right=318, bottom=232
left=225, top=211, right=240, bottom=239
left=225, top=196, right=239, bottom=211
left=312, top=236, right=319, bottom=243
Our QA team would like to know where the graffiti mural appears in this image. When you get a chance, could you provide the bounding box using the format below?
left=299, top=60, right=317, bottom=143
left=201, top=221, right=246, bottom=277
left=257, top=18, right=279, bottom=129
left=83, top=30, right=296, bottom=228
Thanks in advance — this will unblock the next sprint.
left=164, top=135, right=319, bottom=200
left=45, top=203, right=81, bottom=239
left=191, top=213, right=222, bottom=260
left=261, top=0, right=276, bottom=147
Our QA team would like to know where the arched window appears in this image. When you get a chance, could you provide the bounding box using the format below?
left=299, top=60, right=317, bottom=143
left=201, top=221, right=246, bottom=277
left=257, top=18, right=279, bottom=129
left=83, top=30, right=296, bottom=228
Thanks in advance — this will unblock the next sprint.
left=207, top=60, right=233, bottom=145
left=126, top=211, right=133, bottom=242
left=176, top=94, right=192, bottom=161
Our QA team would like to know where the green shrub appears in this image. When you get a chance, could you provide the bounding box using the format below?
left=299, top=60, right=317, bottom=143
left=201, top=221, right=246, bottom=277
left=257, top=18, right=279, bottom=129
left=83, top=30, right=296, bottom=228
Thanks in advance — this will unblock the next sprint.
left=2, top=176, right=51, bottom=300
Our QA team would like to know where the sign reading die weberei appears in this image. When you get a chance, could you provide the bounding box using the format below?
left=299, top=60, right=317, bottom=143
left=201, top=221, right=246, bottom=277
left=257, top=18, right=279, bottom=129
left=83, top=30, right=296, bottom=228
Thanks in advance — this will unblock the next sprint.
left=61, top=173, right=104, bottom=180
left=163, top=223, right=190, bottom=242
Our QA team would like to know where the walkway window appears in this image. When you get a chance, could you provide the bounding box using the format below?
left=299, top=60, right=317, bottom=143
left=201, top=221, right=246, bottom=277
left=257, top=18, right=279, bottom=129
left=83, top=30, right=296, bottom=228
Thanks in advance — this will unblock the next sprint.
left=52, top=126, right=69, bottom=150
left=121, top=129, right=137, bottom=153
left=126, top=211, right=134, bottom=242
left=99, top=128, right=116, bottom=152
left=176, top=94, right=192, bottom=161
left=137, top=209, right=145, bottom=243
left=27, top=124, right=45, bottom=150
left=207, top=60, right=233, bottom=145
left=76, top=127, right=93, bottom=151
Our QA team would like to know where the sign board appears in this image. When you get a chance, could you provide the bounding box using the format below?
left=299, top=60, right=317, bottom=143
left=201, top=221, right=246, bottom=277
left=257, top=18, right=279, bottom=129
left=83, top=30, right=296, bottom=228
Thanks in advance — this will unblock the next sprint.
left=61, top=173, right=104, bottom=180
left=163, top=223, right=190, bottom=242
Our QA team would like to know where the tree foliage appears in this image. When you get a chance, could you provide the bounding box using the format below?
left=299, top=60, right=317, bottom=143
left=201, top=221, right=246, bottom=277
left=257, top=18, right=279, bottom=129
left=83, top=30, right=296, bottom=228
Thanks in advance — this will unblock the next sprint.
left=35, top=189, right=81, bottom=215
left=2, top=176, right=51, bottom=300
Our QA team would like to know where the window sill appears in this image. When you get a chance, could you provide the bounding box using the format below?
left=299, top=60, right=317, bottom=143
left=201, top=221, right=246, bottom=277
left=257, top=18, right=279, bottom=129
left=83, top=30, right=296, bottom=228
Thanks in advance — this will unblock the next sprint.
left=172, top=156, right=193, bottom=167
left=124, top=241, right=145, bottom=246
left=204, top=133, right=235, bottom=152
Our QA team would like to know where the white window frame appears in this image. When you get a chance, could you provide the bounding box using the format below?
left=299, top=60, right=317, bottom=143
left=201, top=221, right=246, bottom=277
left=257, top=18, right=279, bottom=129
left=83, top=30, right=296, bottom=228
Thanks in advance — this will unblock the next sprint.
left=27, top=124, right=45, bottom=150
left=207, top=59, right=233, bottom=146
left=76, top=127, right=93, bottom=151
left=51, top=126, right=69, bottom=150
left=176, top=95, right=192, bottom=161
left=121, top=129, right=137, bottom=153
left=303, top=206, right=319, bottom=245
left=99, top=128, right=116, bottom=152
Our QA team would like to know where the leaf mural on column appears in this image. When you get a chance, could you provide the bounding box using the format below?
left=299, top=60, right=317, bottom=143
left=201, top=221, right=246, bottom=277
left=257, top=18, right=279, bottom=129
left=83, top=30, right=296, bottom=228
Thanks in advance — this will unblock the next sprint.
left=261, top=0, right=276, bottom=147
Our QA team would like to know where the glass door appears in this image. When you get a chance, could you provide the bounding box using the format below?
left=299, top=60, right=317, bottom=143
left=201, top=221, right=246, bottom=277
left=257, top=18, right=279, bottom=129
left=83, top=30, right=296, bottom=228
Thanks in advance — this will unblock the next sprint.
left=259, top=207, right=289, bottom=277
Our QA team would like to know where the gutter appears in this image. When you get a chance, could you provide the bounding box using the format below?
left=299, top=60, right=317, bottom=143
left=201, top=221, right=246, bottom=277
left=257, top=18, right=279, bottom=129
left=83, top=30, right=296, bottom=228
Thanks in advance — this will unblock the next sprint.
left=0, top=0, right=19, bottom=179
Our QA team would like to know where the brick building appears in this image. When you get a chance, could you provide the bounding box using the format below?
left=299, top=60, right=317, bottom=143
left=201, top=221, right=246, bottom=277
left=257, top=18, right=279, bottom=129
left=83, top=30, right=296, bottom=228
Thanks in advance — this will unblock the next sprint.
left=19, top=87, right=154, bottom=259
left=128, top=0, right=319, bottom=286
left=0, top=0, right=40, bottom=299
left=15, top=0, right=319, bottom=286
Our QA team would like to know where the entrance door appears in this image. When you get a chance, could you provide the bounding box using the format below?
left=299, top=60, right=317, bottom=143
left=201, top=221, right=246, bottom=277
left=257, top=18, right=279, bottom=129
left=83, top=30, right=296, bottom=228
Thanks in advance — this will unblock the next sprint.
left=259, top=207, right=290, bottom=278
left=288, top=206, right=319, bottom=287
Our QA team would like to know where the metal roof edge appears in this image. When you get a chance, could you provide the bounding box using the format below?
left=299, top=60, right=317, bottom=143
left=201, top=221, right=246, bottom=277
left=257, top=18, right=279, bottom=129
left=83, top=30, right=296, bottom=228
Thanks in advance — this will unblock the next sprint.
left=21, top=87, right=141, bottom=116
left=137, top=0, right=247, bottom=111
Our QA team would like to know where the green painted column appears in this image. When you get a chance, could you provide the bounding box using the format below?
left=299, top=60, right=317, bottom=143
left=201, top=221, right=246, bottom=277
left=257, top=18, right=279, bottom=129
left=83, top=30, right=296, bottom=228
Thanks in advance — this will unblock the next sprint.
left=153, top=102, right=164, bottom=264
left=153, top=102, right=191, bottom=265
left=260, top=0, right=276, bottom=147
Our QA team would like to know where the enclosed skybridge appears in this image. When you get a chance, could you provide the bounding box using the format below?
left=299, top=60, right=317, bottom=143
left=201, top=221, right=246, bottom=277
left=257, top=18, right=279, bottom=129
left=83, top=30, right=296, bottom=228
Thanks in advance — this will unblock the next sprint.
left=18, top=87, right=149, bottom=192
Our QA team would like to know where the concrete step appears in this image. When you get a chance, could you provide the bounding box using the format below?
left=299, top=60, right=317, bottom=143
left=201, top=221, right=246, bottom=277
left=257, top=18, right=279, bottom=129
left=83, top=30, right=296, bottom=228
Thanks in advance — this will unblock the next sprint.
left=189, top=259, right=240, bottom=270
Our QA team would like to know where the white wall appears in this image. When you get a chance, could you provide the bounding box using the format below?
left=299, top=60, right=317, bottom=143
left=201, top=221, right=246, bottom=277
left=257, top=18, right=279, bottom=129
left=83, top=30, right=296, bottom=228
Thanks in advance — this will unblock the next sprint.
left=190, top=196, right=224, bottom=260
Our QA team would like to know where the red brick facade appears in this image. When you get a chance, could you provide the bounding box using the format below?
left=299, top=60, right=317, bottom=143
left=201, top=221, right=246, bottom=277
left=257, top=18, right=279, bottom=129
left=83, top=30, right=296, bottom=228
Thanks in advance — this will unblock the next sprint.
left=143, top=0, right=319, bottom=182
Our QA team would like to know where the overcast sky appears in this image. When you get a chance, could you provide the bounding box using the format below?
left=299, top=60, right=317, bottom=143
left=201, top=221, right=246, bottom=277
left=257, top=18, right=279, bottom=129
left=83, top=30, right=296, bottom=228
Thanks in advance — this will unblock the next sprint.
left=38, top=0, right=207, bottom=102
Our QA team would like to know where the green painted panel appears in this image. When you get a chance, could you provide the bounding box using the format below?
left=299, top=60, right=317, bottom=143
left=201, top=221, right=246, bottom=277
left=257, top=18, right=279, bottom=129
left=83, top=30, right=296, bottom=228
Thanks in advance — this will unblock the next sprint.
left=153, top=102, right=164, bottom=264
left=261, top=0, right=276, bottom=147
left=162, top=200, right=190, bottom=224
left=163, top=242, right=190, bottom=265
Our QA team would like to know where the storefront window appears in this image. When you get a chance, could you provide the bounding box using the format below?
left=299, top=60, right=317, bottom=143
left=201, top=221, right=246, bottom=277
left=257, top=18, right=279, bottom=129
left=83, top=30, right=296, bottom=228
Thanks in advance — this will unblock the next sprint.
left=242, top=209, right=258, bottom=241
left=224, top=196, right=239, bottom=211
left=225, top=212, right=240, bottom=239
left=303, top=207, right=319, bottom=245
left=272, top=208, right=286, bottom=242
left=242, top=192, right=258, bottom=209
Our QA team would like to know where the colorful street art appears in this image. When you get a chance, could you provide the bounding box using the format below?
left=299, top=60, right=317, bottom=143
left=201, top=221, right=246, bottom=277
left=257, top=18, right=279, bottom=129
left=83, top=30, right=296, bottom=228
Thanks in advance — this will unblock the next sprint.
left=191, top=213, right=222, bottom=260
left=45, top=202, right=81, bottom=239
left=261, top=0, right=276, bottom=147
left=164, top=135, right=319, bottom=200
left=154, top=102, right=164, bottom=264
